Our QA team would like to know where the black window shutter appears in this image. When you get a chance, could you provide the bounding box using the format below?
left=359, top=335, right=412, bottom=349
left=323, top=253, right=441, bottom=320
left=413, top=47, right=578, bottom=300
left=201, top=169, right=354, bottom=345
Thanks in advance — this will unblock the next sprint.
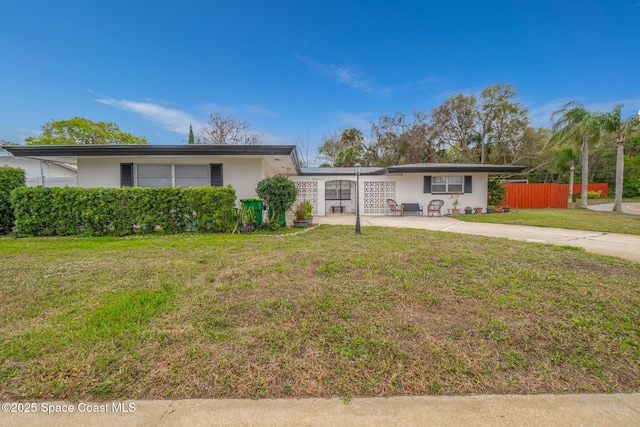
left=210, top=164, right=223, bottom=186
left=423, top=176, right=432, bottom=193
left=464, top=175, right=473, bottom=193
left=120, top=163, right=133, bottom=187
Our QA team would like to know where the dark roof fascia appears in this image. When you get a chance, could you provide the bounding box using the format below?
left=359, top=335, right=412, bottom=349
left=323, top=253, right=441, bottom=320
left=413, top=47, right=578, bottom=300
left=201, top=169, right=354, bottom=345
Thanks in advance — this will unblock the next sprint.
left=386, top=164, right=526, bottom=173
left=300, top=168, right=387, bottom=176
left=3, top=144, right=298, bottom=158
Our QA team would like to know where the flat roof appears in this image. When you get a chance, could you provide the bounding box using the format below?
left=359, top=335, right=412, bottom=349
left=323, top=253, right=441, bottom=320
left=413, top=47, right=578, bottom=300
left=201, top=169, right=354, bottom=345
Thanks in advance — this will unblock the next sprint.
left=300, top=167, right=387, bottom=176
left=3, top=144, right=298, bottom=157
left=386, top=163, right=526, bottom=173
left=4, top=144, right=302, bottom=175
left=3, top=145, right=527, bottom=177
left=301, top=163, right=526, bottom=175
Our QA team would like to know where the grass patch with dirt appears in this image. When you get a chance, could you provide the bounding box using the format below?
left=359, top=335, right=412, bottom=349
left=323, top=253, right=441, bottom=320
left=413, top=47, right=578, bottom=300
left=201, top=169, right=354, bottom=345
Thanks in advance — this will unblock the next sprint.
left=1, top=226, right=639, bottom=400
left=456, top=208, right=640, bottom=235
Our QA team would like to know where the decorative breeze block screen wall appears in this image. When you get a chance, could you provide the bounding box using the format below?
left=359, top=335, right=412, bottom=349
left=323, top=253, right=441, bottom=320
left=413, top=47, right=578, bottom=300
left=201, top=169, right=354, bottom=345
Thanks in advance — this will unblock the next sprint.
left=293, top=181, right=318, bottom=214
left=363, top=181, right=396, bottom=215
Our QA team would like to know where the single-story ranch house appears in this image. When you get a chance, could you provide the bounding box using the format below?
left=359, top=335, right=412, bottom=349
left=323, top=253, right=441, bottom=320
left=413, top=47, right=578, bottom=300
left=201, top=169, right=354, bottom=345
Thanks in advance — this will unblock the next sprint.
left=4, top=144, right=525, bottom=216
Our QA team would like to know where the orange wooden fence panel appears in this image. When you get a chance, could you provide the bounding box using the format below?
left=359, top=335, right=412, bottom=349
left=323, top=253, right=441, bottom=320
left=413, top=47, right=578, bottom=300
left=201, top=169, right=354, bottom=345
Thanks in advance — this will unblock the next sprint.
left=503, top=183, right=568, bottom=208
left=572, top=183, right=608, bottom=197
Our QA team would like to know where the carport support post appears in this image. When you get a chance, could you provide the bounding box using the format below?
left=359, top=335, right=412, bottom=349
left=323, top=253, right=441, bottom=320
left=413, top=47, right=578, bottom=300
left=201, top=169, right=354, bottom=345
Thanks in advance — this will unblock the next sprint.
left=355, top=163, right=361, bottom=234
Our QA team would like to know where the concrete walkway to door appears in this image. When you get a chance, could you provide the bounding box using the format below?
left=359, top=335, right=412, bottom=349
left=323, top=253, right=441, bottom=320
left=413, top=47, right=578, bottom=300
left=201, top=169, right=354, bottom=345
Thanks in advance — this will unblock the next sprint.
left=315, top=214, right=640, bottom=263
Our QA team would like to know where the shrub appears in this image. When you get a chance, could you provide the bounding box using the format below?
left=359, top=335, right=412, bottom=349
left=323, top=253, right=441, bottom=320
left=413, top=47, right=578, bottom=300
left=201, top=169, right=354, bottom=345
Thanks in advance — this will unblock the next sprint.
left=624, top=154, right=640, bottom=197
left=10, top=186, right=237, bottom=237
left=256, top=175, right=298, bottom=223
left=587, top=190, right=602, bottom=199
left=487, top=177, right=506, bottom=207
left=0, top=166, right=25, bottom=232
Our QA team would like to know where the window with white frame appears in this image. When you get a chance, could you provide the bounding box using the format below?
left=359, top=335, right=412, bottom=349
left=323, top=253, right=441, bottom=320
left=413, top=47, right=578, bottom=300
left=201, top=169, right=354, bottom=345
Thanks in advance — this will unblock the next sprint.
left=175, top=165, right=209, bottom=187
left=431, top=176, right=463, bottom=193
left=128, top=164, right=218, bottom=188
left=137, top=165, right=172, bottom=187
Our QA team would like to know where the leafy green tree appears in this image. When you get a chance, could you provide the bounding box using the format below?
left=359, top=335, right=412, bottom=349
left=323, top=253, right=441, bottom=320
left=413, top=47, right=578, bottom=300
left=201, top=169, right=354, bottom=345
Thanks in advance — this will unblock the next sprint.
left=623, top=153, right=640, bottom=197
left=317, top=128, right=365, bottom=166
left=26, top=117, right=148, bottom=145
left=188, top=123, right=195, bottom=144
left=596, top=106, right=640, bottom=212
left=255, top=175, right=297, bottom=224
left=429, top=84, right=530, bottom=164
left=430, top=94, right=477, bottom=162
left=369, top=112, right=442, bottom=166
left=551, top=102, right=601, bottom=208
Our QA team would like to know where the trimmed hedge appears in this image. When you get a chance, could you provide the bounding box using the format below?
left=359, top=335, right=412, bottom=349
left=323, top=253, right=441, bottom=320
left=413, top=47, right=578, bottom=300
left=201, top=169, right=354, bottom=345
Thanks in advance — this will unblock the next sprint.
left=10, top=186, right=237, bottom=236
left=0, top=166, right=25, bottom=232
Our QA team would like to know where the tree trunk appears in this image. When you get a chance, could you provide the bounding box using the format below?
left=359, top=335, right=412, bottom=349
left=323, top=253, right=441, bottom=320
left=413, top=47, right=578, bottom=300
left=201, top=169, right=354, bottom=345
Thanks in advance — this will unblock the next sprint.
left=613, top=135, right=625, bottom=212
left=568, top=162, right=574, bottom=206
left=579, top=136, right=588, bottom=208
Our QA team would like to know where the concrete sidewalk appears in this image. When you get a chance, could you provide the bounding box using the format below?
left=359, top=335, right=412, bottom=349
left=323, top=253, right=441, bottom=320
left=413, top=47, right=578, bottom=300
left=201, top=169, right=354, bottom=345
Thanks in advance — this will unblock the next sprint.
left=315, top=215, right=640, bottom=263
left=3, top=394, right=639, bottom=426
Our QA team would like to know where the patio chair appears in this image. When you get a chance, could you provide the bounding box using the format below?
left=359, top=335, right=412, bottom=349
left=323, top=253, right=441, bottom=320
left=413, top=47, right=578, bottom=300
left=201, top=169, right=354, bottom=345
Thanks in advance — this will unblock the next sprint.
left=387, top=199, right=404, bottom=216
left=427, top=199, right=444, bottom=217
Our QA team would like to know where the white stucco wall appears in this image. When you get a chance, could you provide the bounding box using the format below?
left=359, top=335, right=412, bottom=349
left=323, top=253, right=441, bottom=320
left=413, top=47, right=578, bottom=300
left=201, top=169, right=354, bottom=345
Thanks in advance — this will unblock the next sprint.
left=0, top=152, right=77, bottom=187
left=292, top=172, right=489, bottom=216
left=77, top=156, right=264, bottom=200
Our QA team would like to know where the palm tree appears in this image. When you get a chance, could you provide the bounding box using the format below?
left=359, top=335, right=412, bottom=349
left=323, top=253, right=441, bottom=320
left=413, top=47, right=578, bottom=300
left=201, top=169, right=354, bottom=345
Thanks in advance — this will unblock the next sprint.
left=597, top=106, right=640, bottom=212
left=551, top=102, right=601, bottom=208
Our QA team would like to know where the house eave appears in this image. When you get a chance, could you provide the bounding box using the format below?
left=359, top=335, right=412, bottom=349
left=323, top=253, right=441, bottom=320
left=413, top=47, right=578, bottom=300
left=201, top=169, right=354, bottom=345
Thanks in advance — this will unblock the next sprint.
left=386, top=164, right=526, bottom=173
left=3, top=144, right=302, bottom=175
left=300, top=167, right=387, bottom=176
left=3, top=144, right=296, bottom=157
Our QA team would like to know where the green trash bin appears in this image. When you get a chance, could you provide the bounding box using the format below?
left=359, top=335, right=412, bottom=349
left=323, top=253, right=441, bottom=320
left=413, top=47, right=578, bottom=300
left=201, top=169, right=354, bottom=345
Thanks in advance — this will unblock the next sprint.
left=240, top=199, right=264, bottom=225
left=268, top=206, right=287, bottom=227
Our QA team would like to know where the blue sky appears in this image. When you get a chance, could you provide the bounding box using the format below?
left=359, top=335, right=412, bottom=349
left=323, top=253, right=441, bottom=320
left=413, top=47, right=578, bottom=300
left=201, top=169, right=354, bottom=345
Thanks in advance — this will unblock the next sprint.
left=2, top=0, right=639, bottom=165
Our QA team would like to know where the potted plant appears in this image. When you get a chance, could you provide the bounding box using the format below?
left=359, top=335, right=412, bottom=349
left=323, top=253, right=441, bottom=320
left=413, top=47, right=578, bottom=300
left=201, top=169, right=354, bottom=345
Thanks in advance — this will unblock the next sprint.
left=474, top=207, right=483, bottom=214
left=502, top=205, right=510, bottom=213
left=464, top=206, right=473, bottom=215
left=487, top=205, right=495, bottom=214
left=293, top=202, right=308, bottom=228
left=302, top=199, right=313, bottom=224
left=450, top=191, right=461, bottom=215
left=238, top=205, right=256, bottom=232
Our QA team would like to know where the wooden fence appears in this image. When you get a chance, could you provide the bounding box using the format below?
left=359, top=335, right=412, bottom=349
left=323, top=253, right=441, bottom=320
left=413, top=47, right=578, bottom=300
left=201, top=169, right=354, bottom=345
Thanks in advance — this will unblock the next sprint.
left=502, top=183, right=609, bottom=208
left=572, top=183, right=609, bottom=197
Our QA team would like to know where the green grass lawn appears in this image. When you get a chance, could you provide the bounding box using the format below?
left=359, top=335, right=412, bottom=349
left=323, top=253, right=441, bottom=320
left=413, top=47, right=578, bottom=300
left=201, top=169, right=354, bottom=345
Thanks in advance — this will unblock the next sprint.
left=456, top=208, right=640, bottom=235
left=1, top=226, right=639, bottom=400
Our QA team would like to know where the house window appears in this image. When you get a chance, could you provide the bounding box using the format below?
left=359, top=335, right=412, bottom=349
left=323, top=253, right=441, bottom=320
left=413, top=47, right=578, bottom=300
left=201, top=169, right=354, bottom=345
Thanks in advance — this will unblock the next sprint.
left=137, top=165, right=172, bottom=187
left=325, top=180, right=351, bottom=200
left=175, top=165, right=209, bottom=187
left=431, top=176, right=462, bottom=193
left=426, top=176, right=469, bottom=194
left=129, top=164, right=220, bottom=188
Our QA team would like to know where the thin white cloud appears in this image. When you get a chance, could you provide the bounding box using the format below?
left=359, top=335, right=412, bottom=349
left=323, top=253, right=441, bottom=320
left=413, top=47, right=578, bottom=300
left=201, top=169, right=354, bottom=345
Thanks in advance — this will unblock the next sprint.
left=298, top=55, right=391, bottom=95
left=337, top=112, right=373, bottom=131
left=12, top=127, right=41, bottom=143
left=584, top=98, right=640, bottom=114
left=528, top=98, right=573, bottom=127
left=529, top=97, right=640, bottom=127
left=245, top=104, right=278, bottom=118
left=95, top=96, right=206, bottom=134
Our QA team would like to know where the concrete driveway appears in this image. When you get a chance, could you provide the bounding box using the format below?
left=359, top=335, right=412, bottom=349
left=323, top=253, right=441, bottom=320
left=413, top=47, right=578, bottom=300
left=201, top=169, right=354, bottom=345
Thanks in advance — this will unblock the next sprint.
left=588, top=202, right=640, bottom=215
left=316, top=214, right=640, bottom=263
